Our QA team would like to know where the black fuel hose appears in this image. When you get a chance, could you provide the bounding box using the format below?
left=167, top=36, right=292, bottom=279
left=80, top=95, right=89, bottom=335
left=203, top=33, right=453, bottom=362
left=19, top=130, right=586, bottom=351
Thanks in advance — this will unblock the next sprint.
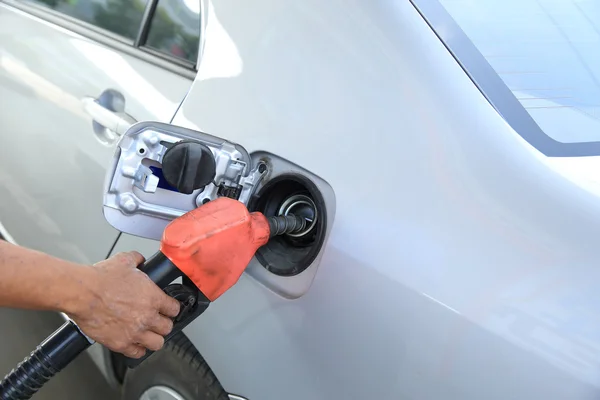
left=0, top=320, right=91, bottom=400
left=0, top=253, right=178, bottom=400
left=0, top=216, right=298, bottom=399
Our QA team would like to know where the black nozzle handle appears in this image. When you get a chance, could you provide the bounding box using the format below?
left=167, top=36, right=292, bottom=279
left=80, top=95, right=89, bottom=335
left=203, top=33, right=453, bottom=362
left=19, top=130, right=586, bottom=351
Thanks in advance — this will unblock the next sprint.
left=124, top=251, right=211, bottom=369
left=0, top=252, right=196, bottom=399
left=138, top=251, right=183, bottom=288
left=0, top=320, right=92, bottom=400
left=0, top=252, right=177, bottom=399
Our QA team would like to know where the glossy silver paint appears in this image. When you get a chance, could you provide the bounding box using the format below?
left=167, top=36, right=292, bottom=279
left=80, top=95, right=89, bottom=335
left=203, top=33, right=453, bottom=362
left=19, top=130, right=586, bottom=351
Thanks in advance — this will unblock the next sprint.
left=3, top=0, right=600, bottom=400
left=0, top=0, right=194, bottom=383
left=115, top=0, right=600, bottom=399
left=0, top=2, right=193, bottom=265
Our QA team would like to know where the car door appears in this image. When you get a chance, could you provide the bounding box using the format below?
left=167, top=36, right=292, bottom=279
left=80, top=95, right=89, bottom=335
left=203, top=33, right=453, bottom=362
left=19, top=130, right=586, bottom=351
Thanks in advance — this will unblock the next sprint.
left=0, top=0, right=201, bottom=264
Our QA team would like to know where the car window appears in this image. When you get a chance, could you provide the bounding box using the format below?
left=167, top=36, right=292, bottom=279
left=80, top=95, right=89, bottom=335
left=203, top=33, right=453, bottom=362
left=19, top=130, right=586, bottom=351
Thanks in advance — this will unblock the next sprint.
left=145, top=0, right=201, bottom=64
left=29, top=0, right=148, bottom=40
left=436, top=0, right=600, bottom=145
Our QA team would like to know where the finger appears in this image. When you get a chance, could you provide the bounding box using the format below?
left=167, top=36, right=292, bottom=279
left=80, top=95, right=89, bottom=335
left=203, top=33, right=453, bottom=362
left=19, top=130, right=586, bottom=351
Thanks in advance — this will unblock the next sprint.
left=111, top=251, right=145, bottom=268
left=158, top=295, right=181, bottom=318
left=137, top=331, right=165, bottom=352
left=147, top=314, right=174, bottom=336
left=125, top=251, right=145, bottom=267
left=122, top=344, right=147, bottom=359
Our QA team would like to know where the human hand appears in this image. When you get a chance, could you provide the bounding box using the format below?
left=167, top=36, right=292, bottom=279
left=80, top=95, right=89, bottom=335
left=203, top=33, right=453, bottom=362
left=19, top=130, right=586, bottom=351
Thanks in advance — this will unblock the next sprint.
left=68, top=251, right=180, bottom=359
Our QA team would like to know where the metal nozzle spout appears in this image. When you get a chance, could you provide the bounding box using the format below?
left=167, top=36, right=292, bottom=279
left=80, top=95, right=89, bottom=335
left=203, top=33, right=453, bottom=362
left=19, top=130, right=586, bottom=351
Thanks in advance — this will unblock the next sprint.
left=267, top=215, right=308, bottom=238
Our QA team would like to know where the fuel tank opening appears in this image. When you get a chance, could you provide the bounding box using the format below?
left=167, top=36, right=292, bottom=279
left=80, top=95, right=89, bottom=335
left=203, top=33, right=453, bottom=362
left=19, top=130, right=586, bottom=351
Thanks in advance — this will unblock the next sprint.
left=277, top=194, right=317, bottom=238
left=249, top=174, right=327, bottom=277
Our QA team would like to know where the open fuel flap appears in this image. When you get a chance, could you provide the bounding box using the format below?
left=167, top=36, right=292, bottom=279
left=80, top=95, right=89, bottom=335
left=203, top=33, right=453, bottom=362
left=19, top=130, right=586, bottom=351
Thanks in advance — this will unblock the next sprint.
left=102, top=121, right=268, bottom=241
left=103, top=122, right=335, bottom=297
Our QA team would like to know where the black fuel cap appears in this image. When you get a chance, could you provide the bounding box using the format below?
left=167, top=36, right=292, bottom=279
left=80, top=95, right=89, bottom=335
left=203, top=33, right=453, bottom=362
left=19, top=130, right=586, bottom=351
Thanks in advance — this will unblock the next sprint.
left=161, top=140, right=216, bottom=194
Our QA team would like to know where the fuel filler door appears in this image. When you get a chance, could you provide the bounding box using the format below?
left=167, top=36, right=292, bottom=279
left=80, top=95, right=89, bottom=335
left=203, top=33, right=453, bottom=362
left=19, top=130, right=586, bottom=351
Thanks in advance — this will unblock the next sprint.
left=102, top=121, right=267, bottom=240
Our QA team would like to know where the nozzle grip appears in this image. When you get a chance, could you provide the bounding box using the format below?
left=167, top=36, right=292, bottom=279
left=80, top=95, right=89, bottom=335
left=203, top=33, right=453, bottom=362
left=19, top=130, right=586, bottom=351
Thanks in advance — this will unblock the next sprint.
left=138, top=251, right=182, bottom=287
left=125, top=251, right=211, bottom=369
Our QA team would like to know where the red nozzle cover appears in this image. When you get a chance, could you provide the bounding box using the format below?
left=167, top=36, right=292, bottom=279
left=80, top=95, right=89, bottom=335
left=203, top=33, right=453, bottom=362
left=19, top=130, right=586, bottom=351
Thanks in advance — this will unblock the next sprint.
left=160, top=197, right=270, bottom=301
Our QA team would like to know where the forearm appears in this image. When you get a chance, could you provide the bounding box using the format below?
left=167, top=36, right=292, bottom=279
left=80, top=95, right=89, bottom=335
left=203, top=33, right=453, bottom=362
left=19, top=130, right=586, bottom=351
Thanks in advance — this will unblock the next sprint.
left=0, top=240, right=92, bottom=314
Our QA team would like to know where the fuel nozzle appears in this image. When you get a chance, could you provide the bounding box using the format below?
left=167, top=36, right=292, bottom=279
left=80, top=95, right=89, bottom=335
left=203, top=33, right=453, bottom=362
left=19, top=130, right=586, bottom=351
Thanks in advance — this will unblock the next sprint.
left=0, top=197, right=311, bottom=399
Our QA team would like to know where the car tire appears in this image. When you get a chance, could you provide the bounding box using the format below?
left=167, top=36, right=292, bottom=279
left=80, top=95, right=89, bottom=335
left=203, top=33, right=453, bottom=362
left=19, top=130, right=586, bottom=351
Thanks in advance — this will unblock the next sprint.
left=121, top=333, right=229, bottom=400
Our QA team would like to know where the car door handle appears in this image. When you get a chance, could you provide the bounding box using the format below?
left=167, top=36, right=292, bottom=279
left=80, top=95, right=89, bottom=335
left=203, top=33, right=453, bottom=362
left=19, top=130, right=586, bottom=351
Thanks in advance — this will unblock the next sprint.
left=82, top=96, right=133, bottom=137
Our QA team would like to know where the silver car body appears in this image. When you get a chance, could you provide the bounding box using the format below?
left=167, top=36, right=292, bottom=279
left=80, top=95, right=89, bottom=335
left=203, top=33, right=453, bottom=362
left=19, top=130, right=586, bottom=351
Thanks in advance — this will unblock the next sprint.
left=2, top=0, right=600, bottom=399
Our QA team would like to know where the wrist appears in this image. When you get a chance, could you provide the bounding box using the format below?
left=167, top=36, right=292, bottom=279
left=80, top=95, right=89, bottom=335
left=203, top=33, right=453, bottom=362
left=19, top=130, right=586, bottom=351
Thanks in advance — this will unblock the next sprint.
left=57, top=264, right=98, bottom=318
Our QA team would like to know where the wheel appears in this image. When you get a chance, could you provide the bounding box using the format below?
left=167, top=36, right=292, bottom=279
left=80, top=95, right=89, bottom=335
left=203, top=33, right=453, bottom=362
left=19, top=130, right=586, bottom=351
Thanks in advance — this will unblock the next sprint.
left=122, top=333, right=230, bottom=400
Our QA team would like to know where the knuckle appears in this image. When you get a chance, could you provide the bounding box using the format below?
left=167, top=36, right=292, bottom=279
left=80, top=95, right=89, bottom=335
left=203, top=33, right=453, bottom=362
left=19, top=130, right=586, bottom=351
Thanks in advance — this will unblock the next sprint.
left=170, top=297, right=180, bottom=309
left=167, top=298, right=181, bottom=314
left=154, top=337, right=165, bottom=351
left=165, top=319, right=174, bottom=334
left=148, top=311, right=161, bottom=324
left=118, top=251, right=141, bottom=267
left=136, top=322, right=148, bottom=336
left=130, top=251, right=144, bottom=265
left=160, top=299, right=175, bottom=315
left=123, top=252, right=136, bottom=265
left=124, top=344, right=146, bottom=358
left=143, top=318, right=155, bottom=333
left=150, top=313, right=163, bottom=327
left=114, top=252, right=129, bottom=262
left=128, top=349, right=145, bottom=359
left=113, top=342, right=127, bottom=353
left=145, top=336, right=164, bottom=352
left=125, top=329, right=136, bottom=343
left=157, top=319, right=173, bottom=336
left=151, top=294, right=163, bottom=307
